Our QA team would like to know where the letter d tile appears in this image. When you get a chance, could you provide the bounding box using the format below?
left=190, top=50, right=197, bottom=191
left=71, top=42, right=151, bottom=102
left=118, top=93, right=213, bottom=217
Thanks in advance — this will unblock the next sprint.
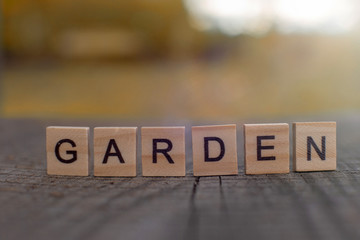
left=192, top=124, right=238, bottom=176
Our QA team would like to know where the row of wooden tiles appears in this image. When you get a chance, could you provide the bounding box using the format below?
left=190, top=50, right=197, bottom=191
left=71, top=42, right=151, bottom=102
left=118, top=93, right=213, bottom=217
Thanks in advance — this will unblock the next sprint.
left=46, top=122, right=336, bottom=176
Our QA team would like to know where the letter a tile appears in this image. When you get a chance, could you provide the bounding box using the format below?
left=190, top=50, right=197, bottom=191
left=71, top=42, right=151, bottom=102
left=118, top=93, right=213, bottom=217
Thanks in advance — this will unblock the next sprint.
left=192, top=125, right=238, bottom=176
left=141, top=127, right=185, bottom=176
left=94, top=127, right=137, bottom=177
left=244, top=123, right=289, bottom=174
left=293, top=122, right=336, bottom=172
left=46, top=127, right=89, bottom=176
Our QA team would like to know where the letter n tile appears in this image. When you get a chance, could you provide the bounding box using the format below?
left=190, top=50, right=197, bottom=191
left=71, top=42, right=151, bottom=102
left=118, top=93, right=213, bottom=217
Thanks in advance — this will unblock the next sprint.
left=293, top=122, right=336, bottom=172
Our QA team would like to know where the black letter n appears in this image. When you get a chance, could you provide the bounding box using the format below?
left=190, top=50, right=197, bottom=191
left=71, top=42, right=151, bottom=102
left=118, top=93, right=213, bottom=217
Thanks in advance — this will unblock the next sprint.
left=307, top=136, right=326, bottom=161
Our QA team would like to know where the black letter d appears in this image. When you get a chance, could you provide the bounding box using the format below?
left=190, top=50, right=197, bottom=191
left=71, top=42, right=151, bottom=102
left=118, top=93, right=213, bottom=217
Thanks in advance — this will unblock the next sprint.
left=204, top=137, right=225, bottom=162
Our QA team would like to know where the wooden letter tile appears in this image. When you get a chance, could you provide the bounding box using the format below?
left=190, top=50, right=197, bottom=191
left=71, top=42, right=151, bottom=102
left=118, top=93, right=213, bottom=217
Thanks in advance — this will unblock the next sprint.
left=46, top=127, right=89, bottom=176
left=94, top=127, right=137, bottom=177
left=293, top=122, right=336, bottom=172
left=244, top=123, right=289, bottom=174
left=141, top=127, right=185, bottom=176
left=192, top=125, right=238, bottom=176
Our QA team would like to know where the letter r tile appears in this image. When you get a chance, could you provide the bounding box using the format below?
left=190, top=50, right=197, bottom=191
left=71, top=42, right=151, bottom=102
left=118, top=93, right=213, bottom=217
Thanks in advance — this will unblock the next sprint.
left=293, top=122, right=336, bottom=172
left=192, top=125, right=238, bottom=176
left=46, top=127, right=89, bottom=176
left=244, top=123, right=289, bottom=175
left=141, top=127, right=185, bottom=176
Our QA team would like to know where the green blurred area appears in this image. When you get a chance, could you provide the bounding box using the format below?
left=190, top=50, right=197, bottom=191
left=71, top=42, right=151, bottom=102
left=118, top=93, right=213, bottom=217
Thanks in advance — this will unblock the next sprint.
left=2, top=0, right=360, bottom=120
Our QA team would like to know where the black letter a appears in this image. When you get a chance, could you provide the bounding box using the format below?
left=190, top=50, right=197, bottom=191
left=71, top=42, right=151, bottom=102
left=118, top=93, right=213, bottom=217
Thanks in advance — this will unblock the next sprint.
left=103, top=139, right=125, bottom=164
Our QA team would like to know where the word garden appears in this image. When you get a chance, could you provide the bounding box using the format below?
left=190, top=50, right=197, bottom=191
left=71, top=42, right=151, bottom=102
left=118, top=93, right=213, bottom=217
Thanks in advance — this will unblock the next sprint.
left=46, top=122, right=336, bottom=177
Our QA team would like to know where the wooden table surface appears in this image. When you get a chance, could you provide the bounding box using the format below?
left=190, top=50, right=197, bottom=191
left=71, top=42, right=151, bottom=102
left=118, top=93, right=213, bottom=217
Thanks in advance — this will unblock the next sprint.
left=1, top=114, right=360, bottom=240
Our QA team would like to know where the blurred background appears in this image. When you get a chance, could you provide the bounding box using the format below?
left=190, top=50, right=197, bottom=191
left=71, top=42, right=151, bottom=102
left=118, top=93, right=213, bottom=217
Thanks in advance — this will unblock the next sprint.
left=2, top=0, right=360, bottom=120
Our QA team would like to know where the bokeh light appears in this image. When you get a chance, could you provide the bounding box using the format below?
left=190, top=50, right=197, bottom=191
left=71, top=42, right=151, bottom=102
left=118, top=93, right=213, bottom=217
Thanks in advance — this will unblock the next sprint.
left=184, top=0, right=360, bottom=35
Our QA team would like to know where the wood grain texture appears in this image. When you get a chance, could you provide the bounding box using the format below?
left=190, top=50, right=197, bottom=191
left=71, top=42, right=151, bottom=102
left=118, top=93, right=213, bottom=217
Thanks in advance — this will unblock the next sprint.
left=46, top=126, right=89, bottom=176
left=293, top=122, right=336, bottom=172
left=2, top=115, right=360, bottom=240
left=141, top=127, right=185, bottom=176
left=192, top=124, right=238, bottom=176
left=244, top=123, right=289, bottom=174
left=94, top=127, right=137, bottom=177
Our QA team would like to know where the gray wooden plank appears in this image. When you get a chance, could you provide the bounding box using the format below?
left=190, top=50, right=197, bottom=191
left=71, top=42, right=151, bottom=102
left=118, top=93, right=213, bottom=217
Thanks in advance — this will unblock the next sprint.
left=1, top=114, right=360, bottom=240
